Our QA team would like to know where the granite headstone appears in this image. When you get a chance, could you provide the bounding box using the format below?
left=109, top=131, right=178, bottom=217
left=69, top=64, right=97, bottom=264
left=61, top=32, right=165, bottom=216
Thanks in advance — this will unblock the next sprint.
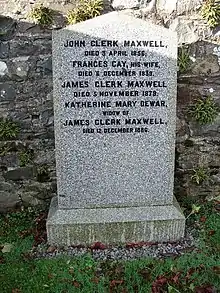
left=47, top=11, right=185, bottom=245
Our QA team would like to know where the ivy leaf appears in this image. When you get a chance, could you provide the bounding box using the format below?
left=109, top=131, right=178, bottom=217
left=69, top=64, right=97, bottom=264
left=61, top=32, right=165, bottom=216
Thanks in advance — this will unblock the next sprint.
left=192, top=204, right=201, bottom=214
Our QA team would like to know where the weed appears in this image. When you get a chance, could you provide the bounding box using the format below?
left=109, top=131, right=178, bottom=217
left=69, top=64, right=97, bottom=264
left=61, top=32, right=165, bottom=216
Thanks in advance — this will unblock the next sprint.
left=36, top=164, right=50, bottom=182
left=189, top=96, right=219, bottom=124
left=0, top=119, right=19, bottom=140
left=29, top=4, right=53, bottom=26
left=191, top=167, right=210, bottom=185
left=67, top=0, right=103, bottom=24
left=177, top=46, right=191, bottom=74
left=18, top=149, right=34, bottom=167
left=0, top=144, right=11, bottom=156
left=201, top=0, right=220, bottom=28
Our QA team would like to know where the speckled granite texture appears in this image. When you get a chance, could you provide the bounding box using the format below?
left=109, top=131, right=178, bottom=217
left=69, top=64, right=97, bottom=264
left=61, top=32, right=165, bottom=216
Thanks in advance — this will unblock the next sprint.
left=52, top=12, right=177, bottom=209
left=47, top=197, right=185, bottom=245
left=47, top=12, right=185, bottom=245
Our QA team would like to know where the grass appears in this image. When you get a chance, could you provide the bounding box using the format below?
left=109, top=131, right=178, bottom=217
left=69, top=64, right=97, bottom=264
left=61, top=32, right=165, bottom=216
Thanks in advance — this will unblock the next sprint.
left=67, top=0, right=103, bottom=24
left=177, top=46, right=191, bottom=74
left=201, top=0, right=220, bottom=28
left=0, top=118, right=19, bottom=140
left=29, top=4, right=53, bottom=26
left=191, top=167, right=210, bottom=185
left=189, top=96, right=219, bottom=125
left=0, top=200, right=219, bottom=293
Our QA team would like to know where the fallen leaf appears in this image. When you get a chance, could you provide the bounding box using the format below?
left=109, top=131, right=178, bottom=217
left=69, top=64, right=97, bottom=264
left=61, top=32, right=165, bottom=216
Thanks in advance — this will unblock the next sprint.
left=47, top=246, right=56, bottom=253
left=171, top=272, right=181, bottom=284
left=212, top=266, right=220, bottom=274
left=2, top=243, right=13, bottom=253
left=200, top=216, right=207, bottom=223
left=72, top=281, right=80, bottom=288
left=208, top=230, right=216, bottom=236
left=91, top=277, right=99, bottom=284
left=139, top=268, right=151, bottom=281
left=91, top=242, right=106, bottom=250
left=110, top=279, right=124, bottom=287
left=195, top=285, right=216, bottom=293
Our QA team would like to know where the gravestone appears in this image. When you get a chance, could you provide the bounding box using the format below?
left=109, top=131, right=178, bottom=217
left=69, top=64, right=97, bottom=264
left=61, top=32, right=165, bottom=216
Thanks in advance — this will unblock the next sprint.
left=47, top=11, right=185, bottom=245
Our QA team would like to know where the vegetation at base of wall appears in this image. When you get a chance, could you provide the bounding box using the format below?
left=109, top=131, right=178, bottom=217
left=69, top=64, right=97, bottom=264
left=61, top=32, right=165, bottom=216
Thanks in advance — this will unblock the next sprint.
left=189, top=96, right=219, bottom=125
left=177, top=46, right=191, bottom=74
left=36, top=164, right=50, bottom=182
left=18, top=149, right=34, bottom=167
left=0, top=144, right=11, bottom=156
left=29, top=4, right=53, bottom=26
left=67, top=0, right=103, bottom=25
left=0, top=200, right=219, bottom=293
left=191, top=167, right=210, bottom=185
left=201, top=0, right=220, bottom=28
left=0, top=118, right=19, bottom=140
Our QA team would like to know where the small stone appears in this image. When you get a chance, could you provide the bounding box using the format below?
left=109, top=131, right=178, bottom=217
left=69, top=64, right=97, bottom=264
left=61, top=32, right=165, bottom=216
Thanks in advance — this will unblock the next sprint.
left=0, top=61, right=8, bottom=77
left=4, top=167, right=34, bottom=181
left=0, top=84, right=16, bottom=101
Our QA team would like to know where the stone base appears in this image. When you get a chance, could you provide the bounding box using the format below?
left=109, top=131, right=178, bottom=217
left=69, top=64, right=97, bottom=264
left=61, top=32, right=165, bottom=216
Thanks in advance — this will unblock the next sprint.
left=46, top=197, right=185, bottom=246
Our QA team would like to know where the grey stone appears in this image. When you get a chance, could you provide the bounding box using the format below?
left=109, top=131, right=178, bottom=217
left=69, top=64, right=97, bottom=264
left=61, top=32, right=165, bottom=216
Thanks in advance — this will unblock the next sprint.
left=9, top=56, right=30, bottom=80
left=48, top=11, right=185, bottom=244
left=169, top=17, right=200, bottom=45
left=0, top=84, right=16, bottom=101
left=36, top=56, right=52, bottom=75
left=0, top=191, right=21, bottom=212
left=176, top=0, right=202, bottom=15
left=0, top=16, right=17, bottom=41
left=156, top=0, right=202, bottom=14
left=0, top=42, right=9, bottom=59
left=0, top=61, right=8, bottom=77
left=112, top=0, right=141, bottom=10
left=191, top=54, right=220, bottom=75
left=20, top=191, right=44, bottom=207
left=156, top=0, right=177, bottom=14
left=4, top=167, right=34, bottom=181
left=47, top=197, right=185, bottom=245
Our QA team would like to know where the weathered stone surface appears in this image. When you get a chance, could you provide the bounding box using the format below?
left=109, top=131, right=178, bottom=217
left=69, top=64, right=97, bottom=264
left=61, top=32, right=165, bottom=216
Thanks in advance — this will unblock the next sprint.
left=47, top=197, right=185, bottom=245
left=169, top=17, right=199, bottom=45
left=24, top=181, right=56, bottom=199
left=4, top=167, right=34, bottom=181
left=191, top=54, right=220, bottom=75
left=156, top=0, right=202, bottom=14
left=0, top=191, right=21, bottom=212
left=0, top=61, right=8, bottom=77
left=0, top=16, right=17, bottom=41
left=0, top=42, right=9, bottom=59
left=20, top=191, right=44, bottom=207
left=9, top=56, right=30, bottom=80
left=112, top=0, right=141, bottom=10
left=0, top=83, right=15, bottom=103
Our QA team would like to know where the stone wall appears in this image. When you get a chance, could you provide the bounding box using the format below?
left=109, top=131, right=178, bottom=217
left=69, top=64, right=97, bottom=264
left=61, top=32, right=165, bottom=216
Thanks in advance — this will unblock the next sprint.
left=0, top=0, right=220, bottom=211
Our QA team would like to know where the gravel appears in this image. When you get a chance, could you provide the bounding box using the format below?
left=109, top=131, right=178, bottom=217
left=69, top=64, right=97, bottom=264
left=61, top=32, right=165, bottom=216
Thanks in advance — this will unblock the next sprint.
left=32, top=227, right=197, bottom=261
